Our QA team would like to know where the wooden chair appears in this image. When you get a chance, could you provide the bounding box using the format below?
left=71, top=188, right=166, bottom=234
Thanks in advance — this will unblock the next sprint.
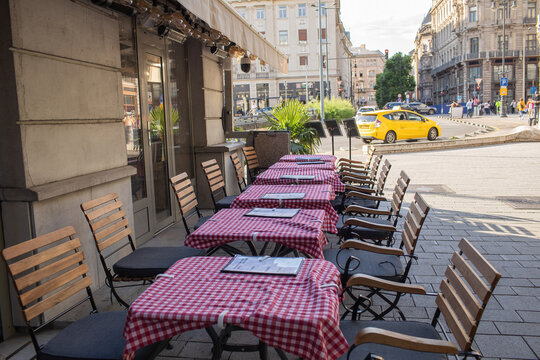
left=170, top=172, right=211, bottom=235
left=333, top=159, right=392, bottom=213
left=336, top=172, right=412, bottom=246
left=241, top=146, right=262, bottom=182
left=230, top=152, right=250, bottom=192
left=1, top=226, right=165, bottom=359
left=337, top=147, right=376, bottom=174
left=81, top=193, right=204, bottom=307
left=340, top=155, right=382, bottom=186
left=325, top=192, right=430, bottom=320
left=340, top=238, right=501, bottom=360
left=201, top=159, right=238, bottom=212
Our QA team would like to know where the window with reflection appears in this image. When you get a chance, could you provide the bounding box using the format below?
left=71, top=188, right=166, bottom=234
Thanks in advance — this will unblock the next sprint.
left=119, top=16, right=146, bottom=202
left=168, top=39, right=194, bottom=178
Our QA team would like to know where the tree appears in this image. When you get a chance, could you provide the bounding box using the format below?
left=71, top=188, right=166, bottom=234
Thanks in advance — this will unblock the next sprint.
left=375, top=52, right=416, bottom=108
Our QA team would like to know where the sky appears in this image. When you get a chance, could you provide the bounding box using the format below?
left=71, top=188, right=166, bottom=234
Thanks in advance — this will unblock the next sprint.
left=340, top=0, right=433, bottom=55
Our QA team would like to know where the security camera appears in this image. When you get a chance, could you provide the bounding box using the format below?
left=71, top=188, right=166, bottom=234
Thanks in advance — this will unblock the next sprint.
left=240, top=55, right=251, bottom=73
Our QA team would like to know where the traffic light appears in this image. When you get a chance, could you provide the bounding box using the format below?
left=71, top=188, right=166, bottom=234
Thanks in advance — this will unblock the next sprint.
left=476, top=86, right=480, bottom=91
left=384, top=49, right=389, bottom=60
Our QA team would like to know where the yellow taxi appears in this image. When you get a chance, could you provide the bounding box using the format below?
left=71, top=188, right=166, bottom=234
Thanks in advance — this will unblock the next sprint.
left=355, top=108, right=441, bottom=144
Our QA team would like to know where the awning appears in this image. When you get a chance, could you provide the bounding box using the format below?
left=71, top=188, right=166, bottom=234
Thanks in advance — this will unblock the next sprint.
left=177, top=0, right=288, bottom=73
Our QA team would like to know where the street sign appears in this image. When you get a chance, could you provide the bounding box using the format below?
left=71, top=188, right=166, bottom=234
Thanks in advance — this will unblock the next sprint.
left=531, top=86, right=537, bottom=95
left=500, top=77, right=508, bottom=87
left=457, top=95, right=462, bottom=102
left=500, top=88, right=507, bottom=96
left=475, top=78, right=482, bottom=86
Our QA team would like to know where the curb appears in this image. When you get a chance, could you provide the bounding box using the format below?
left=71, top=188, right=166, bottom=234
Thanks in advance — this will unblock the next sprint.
left=436, top=115, right=497, bottom=133
left=370, top=127, right=540, bottom=154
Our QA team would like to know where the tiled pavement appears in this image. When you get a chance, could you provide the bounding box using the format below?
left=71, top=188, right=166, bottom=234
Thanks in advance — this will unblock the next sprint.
left=2, top=141, right=540, bottom=359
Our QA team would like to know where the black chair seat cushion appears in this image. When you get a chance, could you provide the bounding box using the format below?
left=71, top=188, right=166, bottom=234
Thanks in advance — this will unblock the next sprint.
left=39, top=311, right=164, bottom=360
left=323, top=248, right=403, bottom=282
left=194, top=215, right=212, bottom=230
left=113, top=246, right=205, bottom=278
left=215, top=195, right=237, bottom=211
left=342, top=197, right=378, bottom=210
left=338, top=320, right=446, bottom=360
left=337, top=215, right=393, bottom=241
left=331, top=193, right=345, bottom=211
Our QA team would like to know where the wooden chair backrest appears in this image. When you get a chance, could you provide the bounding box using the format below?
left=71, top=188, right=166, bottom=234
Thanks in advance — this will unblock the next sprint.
left=230, top=152, right=247, bottom=191
left=242, top=146, right=260, bottom=172
left=400, top=193, right=430, bottom=257
left=367, top=155, right=382, bottom=182
left=170, top=172, right=201, bottom=233
left=337, top=147, right=375, bottom=171
left=1, top=226, right=92, bottom=323
left=201, top=159, right=226, bottom=203
left=390, top=171, right=411, bottom=218
left=81, top=193, right=134, bottom=256
left=375, top=160, right=392, bottom=195
left=436, top=238, right=501, bottom=352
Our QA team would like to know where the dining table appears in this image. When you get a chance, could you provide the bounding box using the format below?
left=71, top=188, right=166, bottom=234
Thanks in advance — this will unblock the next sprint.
left=253, top=168, right=346, bottom=193
left=230, top=184, right=338, bottom=234
left=122, top=257, right=348, bottom=360
left=184, top=208, right=328, bottom=259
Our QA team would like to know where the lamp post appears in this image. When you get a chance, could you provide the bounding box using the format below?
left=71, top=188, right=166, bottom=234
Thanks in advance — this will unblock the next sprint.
left=492, top=0, right=516, bottom=117
left=317, top=0, right=325, bottom=121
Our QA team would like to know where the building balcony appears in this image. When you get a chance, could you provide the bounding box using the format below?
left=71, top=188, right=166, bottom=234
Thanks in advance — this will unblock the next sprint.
left=488, top=50, right=520, bottom=58
left=236, top=73, right=252, bottom=80
left=525, top=49, right=539, bottom=56
left=431, top=56, right=462, bottom=76
left=256, top=72, right=270, bottom=79
left=465, top=51, right=486, bottom=61
left=523, top=17, right=536, bottom=24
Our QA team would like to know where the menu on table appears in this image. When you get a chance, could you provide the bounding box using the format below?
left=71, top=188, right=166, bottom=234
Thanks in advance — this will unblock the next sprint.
left=221, top=255, right=304, bottom=276
left=296, top=161, right=325, bottom=165
left=295, top=156, right=322, bottom=161
left=261, top=193, right=306, bottom=200
left=280, top=175, right=316, bottom=180
left=244, top=208, right=300, bottom=218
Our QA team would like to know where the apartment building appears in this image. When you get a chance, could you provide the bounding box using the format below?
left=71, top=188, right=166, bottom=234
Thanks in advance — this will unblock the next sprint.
left=351, top=44, right=385, bottom=107
left=411, top=11, right=434, bottom=104
left=228, top=0, right=353, bottom=113
left=430, top=0, right=539, bottom=104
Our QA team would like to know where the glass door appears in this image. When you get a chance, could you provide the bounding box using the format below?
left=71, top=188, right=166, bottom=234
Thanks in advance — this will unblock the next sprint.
left=144, top=52, right=173, bottom=227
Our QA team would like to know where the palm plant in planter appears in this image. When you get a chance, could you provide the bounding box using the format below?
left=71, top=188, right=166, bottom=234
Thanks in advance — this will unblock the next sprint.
left=262, top=100, right=321, bottom=154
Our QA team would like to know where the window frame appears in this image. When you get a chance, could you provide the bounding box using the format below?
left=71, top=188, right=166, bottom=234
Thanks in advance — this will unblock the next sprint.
left=298, top=29, right=307, bottom=42
left=298, top=4, right=306, bottom=17
left=299, top=55, right=308, bottom=66
left=469, top=6, right=477, bottom=22
left=278, top=6, right=287, bottom=18
left=256, top=7, right=265, bottom=19
left=279, top=30, right=288, bottom=45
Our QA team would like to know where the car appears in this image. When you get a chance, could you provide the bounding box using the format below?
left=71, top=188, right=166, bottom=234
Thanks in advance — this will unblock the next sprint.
left=254, top=107, right=273, bottom=115
left=358, top=106, right=377, bottom=113
left=408, top=102, right=438, bottom=115
left=355, top=109, right=441, bottom=144
left=382, top=102, right=414, bottom=111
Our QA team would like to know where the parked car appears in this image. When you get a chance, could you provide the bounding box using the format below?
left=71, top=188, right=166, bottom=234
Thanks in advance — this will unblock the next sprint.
left=254, top=107, right=273, bottom=115
left=358, top=106, right=377, bottom=113
left=382, top=102, right=414, bottom=111
left=408, top=102, right=437, bottom=115
left=355, top=109, right=441, bottom=144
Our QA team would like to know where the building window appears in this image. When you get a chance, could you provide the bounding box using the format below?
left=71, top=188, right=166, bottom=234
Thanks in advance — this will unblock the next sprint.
left=497, top=35, right=509, bottom=50
left=468, top=66, right=482, bottom=82
left=256, top=7, right=265, bottom=19
left=299, top=55, right=308, bottom=66
left=368, top=70, right=375, bottom=77
left=470, top=37, right=479, bottom=53
left=469, top=6, right=477, bottom=22
left=298, top=4, right=306, bottom=17
left=527, top=34, right=537, bottom=50
left=527, top=63, right=538, bottom=80
left=278, top=6, right=287, bottom=18
left=369, top=82, right=374, bottom=89
left=279, top=30, right=288, bottom=45
left=298, top=29, right=307, bottom=42
left=493, top=64, right=513, bottom=80
left=321, top=28, right=326, bottom=40
left=237, top=8, right=246, bottom=19
left=528, top=1, right=537, bottom=18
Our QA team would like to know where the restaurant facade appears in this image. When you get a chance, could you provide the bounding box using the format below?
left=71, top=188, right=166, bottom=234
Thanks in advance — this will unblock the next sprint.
left=0, top=0, right=285, bottom=339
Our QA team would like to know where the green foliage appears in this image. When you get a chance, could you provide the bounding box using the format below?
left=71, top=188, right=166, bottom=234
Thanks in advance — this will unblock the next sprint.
left=262, top=100, right=321, bottom=154
left=150, top=106, right=179, bottom=134
left=307, top=97, right=355, bottom=121
left=375, top=53, right=416, bottom=108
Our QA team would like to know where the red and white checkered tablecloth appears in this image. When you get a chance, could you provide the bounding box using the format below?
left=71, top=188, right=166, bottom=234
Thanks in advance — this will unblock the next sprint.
left=122, top=257, right=348, bottom=360
left=230, top=185, right=338, bottom=234
left=279, top=154, right=337, bottom=166
left=253, top=168, right=346, bottom=193
left=270, top=161, right=336, bottom=171
left=185, top=208, right=328, bottom=259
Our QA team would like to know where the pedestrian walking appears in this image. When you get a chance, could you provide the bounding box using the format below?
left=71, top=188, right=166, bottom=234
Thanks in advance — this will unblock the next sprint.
left=466, top=98, right=473, bottom=118
left=527, top=98, right=535, bottom=126
left=518, top=98, right=526, bottom=120
left=484, top=101, right=490, bottom=115
left=496, top=100, right=501, bottom=115
left=510, top=99, right=516, bottom=114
